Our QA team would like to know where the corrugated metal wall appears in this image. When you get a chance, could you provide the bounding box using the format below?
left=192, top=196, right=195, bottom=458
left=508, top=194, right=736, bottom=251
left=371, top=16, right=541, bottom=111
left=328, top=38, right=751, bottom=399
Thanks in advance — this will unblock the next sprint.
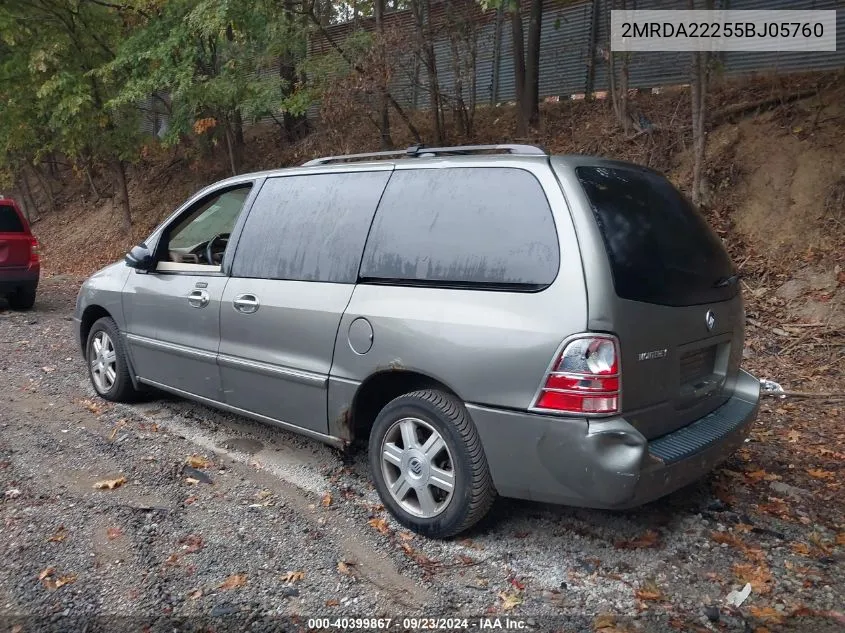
left=145, top=0, right=845, bottom=131
left=314, top=0, right=845, bottom=112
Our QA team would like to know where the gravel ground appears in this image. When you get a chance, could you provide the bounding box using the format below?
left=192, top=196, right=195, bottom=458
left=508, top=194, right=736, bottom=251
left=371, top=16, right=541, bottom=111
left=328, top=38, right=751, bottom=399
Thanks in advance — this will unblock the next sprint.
left=0, top=277, right=842, bottom=633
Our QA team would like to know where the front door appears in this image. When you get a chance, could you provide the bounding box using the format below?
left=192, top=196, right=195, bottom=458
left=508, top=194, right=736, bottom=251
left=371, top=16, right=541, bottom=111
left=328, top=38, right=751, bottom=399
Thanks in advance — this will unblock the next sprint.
left=123, top=184, right=254, bottom=400
left=218, top=170, right=390, bottom=434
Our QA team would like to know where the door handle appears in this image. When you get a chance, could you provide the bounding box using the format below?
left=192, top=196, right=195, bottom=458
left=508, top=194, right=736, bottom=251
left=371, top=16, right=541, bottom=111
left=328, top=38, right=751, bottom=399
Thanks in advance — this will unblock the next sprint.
left=187, top=289, right=210, bottom=308
left=233, top=294, right=260, bottom=314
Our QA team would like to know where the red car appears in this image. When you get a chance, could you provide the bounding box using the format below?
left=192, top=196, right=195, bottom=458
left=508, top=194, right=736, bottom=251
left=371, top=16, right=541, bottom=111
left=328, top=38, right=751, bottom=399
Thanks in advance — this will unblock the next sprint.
left=0, top=196, right=39, bottom=309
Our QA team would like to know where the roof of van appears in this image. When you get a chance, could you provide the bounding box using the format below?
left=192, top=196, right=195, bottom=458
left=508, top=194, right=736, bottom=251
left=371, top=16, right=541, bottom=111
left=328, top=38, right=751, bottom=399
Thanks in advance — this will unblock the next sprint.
left=212, top=145, right=653, bottom=188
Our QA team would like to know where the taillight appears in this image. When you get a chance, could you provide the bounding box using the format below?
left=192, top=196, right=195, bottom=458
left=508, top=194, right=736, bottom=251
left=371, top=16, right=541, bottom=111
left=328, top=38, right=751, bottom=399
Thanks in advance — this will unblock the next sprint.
left=29, top=237, right=40, bottom=265
left=532, top=335, right=620, bottom=415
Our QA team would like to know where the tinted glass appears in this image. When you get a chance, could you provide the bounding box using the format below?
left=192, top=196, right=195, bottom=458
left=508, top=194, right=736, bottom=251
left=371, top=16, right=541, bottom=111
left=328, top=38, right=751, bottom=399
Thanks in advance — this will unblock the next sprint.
left=0, top=205, right=24, bottom=232
left=232, top=171, right=390, bottom=283
left=576, top=166, right=736, bottom=307
left=360, top=168, right=558, bottom=289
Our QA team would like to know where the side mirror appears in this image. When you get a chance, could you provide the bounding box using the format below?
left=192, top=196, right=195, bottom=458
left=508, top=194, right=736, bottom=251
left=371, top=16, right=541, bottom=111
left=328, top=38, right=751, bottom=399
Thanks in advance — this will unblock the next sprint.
left=125, top=244, right=155, bottom=271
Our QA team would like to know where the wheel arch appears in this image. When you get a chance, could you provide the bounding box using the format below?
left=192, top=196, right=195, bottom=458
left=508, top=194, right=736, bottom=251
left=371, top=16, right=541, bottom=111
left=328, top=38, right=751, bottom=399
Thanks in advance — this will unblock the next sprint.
left=346, top=370, right=461, bottom=447
left=79, top=305, right=113, bottom=356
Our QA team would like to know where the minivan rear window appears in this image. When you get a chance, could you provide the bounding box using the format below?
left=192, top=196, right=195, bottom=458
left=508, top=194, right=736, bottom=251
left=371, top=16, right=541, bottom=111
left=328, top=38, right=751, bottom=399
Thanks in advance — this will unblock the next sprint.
left=576, top=166, right=736, bottom=307
left=360, top=167, right=559, bottom=290
left=0, top=204, right=24, bottom=232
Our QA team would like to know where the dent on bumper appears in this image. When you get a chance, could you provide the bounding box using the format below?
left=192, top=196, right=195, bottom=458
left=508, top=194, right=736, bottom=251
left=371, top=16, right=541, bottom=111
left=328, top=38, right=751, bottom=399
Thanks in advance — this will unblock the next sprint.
left=468, top=369, right=760, bottom=508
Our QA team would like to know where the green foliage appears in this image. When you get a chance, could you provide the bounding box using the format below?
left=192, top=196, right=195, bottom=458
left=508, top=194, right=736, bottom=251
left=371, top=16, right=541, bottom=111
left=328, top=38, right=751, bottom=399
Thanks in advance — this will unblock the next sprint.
left=0, top=0, right=142, bottom=181
left=101, top=0, right=306, bottom=145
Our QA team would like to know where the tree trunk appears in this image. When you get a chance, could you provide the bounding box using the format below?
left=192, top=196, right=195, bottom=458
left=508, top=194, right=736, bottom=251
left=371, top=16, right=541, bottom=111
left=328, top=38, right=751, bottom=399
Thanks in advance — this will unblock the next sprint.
left=110, top=159, right=131, bottom=233
left=28, top=164, right=55, bottom=215
left=689, top=0, right=712, bottom=206
left=224, top=123, right=239, bottom=177
left=524, top=0, right=543, bottom=127
left=279, top=0, right=308, bottom=143
left=412, top=0, right=444, bottom=144
left=18, top=172, right=38, bottom=221
left=584, top=0, right=599, bottom=101
left=690, top=50, right=707, bottom=206
left=233, top=108, right=245, bottom=146
left=510, top=3, right=527, bottom=137
left=374, top=0, right=393, bottom=150
left=607, top=0, right=630, bottom=134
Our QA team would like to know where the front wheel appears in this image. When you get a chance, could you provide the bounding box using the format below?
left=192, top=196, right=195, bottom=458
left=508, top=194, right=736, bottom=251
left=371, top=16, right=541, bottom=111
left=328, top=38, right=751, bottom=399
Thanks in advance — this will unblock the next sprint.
left=86, top=317, right=140, bottom=402
left=368, top=389, right=496, bottom=538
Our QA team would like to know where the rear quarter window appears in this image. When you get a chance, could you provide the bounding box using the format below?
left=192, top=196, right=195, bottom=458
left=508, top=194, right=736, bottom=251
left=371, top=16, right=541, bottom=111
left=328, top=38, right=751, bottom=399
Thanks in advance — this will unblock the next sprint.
left=576, top=165, right=736, bottom=306
left=360, top=167, right=559, bottom=290
left=0, top=204, right=24, bottom=232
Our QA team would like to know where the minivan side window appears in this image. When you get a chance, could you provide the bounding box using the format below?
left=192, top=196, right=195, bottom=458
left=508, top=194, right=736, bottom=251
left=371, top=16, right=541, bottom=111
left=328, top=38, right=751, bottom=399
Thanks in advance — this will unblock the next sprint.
left=157, top=185, right=253, bottom=272
left=0, top=204, right=24, bottom=232
left=231, top=171, right=390, bottom=283
left=360, top=167, right=559, bottom=289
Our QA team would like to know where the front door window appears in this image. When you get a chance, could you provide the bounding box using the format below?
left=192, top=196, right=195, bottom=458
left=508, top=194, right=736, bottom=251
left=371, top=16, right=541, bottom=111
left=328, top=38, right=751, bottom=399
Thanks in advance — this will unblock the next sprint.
left=158, top=186, right=251, bottom=271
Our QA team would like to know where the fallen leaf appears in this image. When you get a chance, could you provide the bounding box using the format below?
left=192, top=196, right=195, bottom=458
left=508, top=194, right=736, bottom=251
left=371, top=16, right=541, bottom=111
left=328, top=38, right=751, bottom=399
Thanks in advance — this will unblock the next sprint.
left=509, top=577, right=525, bottom=591
left=749, top=606, right=784, bottom=624
left=458, top=554, right=476, bottom=565
left=593, top=614, right=617, bottom=631
left=786, top=430, right=802, bottom=443
left=746, top=469, right=779, bottom=482
left=498, top=590, right=522, bottom=611
left=712, top=531, right=744, bottom=548
left=836, top=533, right=845, bottom=546
left=54, top=574, right=77, bottom=589
left=189, top=588, right=203, bottom=600
left=398, top=531, right=415, bottom=542
left=368, top=517, right=390, bottom=535
left=281, top=570, right=304, bottom=584
left=337, top=561, right=352, bottom=576
left=218, top=574, right=247, bottom=590
left=733, top=563, right=772, bottom=594
left=165, top=554, right=179, bottom=566
left=186, top=455, right=212, bottom=469
left=326, top=599, right=339, bottom=607
left=615, top=530, right=660, bottom=549
left=321, top=492, right=332, bottom=507
left=92, top=476, right=126, bottom=490
left=791, top=542, right=811, bottom=555
left=635, top=579, right=662, bottom=601
left=38, top=567, right=55, bottom=581
left=807, top=468, right=834, bottom=480
left=184, top=477, right=200, bottom=485
left=48, top=526, right=67, bottom=543
left=181, top=534, right=204, bottom=553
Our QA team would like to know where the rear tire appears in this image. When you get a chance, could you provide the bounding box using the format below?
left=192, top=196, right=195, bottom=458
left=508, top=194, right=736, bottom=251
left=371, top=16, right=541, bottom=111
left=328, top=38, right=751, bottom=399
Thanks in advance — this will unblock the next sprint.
left=8, top=285, right=36, bottom=310
left=368, top=389, right=496, bottom=538
left=86, top=316, right=140, bottom=403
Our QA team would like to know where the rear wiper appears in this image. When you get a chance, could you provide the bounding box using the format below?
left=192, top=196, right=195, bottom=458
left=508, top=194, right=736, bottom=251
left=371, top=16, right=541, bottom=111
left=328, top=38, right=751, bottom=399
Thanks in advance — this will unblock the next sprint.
left=713, top=274, right=740, bottom=288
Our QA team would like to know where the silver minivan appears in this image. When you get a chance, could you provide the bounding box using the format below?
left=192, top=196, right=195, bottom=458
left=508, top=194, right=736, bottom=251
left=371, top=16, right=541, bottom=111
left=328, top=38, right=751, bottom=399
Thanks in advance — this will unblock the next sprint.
left=74, top=145, right=760, bottom=538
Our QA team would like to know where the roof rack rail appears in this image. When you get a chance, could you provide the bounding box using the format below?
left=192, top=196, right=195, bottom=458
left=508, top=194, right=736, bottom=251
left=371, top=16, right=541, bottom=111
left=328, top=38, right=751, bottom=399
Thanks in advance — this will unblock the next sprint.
left=301, top=143, right=546, bottom=166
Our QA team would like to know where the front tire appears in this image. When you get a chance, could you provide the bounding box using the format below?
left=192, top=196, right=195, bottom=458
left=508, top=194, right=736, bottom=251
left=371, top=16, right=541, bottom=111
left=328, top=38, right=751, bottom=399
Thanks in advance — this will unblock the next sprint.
left=368, top=389, right=496, bottom=538
left=86, top=317, right=140, bottom=402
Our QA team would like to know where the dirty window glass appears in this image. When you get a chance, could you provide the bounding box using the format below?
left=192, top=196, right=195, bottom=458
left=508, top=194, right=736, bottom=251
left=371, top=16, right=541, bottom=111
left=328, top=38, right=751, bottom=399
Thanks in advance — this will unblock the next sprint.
left=0, top=205, right=24, bottom=232
left=232, top=171, right=390, bottom=283
left=169, top=187, right=251, bottom=251
left=576, top=166, right=736, bottom=306
left=360, top=167, right=559, bottom=289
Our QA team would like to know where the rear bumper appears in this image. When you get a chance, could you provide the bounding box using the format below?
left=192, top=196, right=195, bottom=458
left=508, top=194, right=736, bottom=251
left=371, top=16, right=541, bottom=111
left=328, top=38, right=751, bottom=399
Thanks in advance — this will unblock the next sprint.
left=468, top=369, right=760, bottom=508
left=0, top=266, right=39, bottom=295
